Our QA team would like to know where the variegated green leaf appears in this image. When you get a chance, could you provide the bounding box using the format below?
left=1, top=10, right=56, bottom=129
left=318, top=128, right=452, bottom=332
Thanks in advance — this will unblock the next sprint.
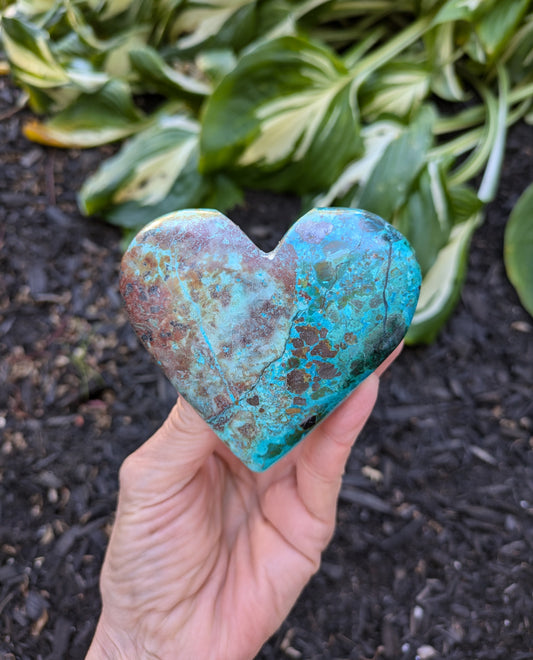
left=4, top=0, right=533, bottom=345
left=103, top=26, right=151, bottom=78
left=85, top=0, right=137, bottom=21
left=433, top=0, right=496, bottom=26
left=51, top=5, right=117, bottom=59
left=200, top=35, right=362, bottom=193
left=1, top=16, right=69, bottom=88
left=500, top=16, right=533, bottom=84
left=395, top=161, right=452, bottom=276
left=312, top=120, right=403, bottom=207
left=477, top=65, right=509, bottom=203
left=475, top=0, right=531, bottom=60
left=105, top=170, right=243, bottom=240
left=0, top=13, right=122, bottom=109
left=80, top=111, right=243, bottom=233
left=168, top=0, right=257, bottom=51
left=448, top=183, right=484, bottom=225
left=359, top=59, right=431, bottom=121
left=425, top=22, right=466, bottom=101
left=254, top=0, right=332, bottom=44
left=23, top=79, right=146, bottom=147
left=356, top=104, right=436, bottom=220
left=195, top=48, right=237, bottom=84
left=79, top=111, right=201, bottom=216
left=4, top=0, right=56, bottom=17
left=504, top=182, right=533, bottom=318
left=129, top=46, right=211, bottom=98
left=64, top=58, right=110, bottom=92
left=406, top=211, right=482, bottom=344
left=112, top=119, right=200, bottom=207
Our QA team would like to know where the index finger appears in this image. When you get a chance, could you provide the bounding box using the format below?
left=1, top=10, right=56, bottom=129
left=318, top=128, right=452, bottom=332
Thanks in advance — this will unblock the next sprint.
left=295, top=373, right=380, bottom=525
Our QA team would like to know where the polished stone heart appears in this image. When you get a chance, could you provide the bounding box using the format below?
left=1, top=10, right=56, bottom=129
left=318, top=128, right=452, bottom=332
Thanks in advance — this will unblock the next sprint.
left=120, top=208, right=421, bottom=471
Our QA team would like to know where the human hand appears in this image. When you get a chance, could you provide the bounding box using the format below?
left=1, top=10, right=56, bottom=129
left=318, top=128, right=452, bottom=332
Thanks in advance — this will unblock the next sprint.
left=86, top=346, right=401, bottom=660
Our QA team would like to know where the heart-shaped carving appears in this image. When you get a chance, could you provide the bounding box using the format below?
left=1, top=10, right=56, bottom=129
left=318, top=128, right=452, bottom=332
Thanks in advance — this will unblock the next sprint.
left=120, top=208, right=421, bottom=471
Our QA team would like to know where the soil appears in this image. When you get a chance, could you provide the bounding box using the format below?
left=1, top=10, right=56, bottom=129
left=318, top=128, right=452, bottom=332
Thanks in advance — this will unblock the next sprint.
left=1, top=74, right=532, bottom=660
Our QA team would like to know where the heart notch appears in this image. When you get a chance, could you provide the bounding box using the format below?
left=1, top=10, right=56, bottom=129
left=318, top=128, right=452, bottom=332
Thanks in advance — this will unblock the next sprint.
left=120, top=208, right=421, bottom=471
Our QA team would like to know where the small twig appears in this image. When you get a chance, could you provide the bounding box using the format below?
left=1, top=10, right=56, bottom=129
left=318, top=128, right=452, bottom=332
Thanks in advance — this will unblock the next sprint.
left=0, top=104, right=23, bottom=121
left=0, top=89, right=28, bottom=122
left=0, top=591, right=16, bottom=617
left=46, top=152, right=56, bottom=205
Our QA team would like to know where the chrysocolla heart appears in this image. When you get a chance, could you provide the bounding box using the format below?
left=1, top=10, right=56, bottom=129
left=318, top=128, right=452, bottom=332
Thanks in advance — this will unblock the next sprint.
left=120, top=208, right=421, bottom=471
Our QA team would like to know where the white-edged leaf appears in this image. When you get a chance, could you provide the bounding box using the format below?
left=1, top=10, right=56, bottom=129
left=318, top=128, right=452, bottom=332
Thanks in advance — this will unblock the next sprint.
left=426, top=22, right=466, bottom=101
left=103, top=26, right=151, bottom=78
left=22, top=79, right=146, bottom=147
left=463, top=28, right=487, bottom=64
left=406, top=210, right=482, bottom=344
left=359, top=60, right=431, bottom=121
left=1, top=16, right=69, bottom=88
left=395, top=160, right=452, bottom=276
left=114, top=124, right=199, bottom=206
left=312, top=120, right=403, bottom=207
left=504, top=182, right=533, bottom=318
left=169, top=0, right=255, bottom=50
left=104, top=170, right=243, bottom=238
left=238, top=78, right=347, bottom=166
left=475, top=0, right=531, bottom=60
left=448, top=183, right=484, bottom=225
left=195, top=48, right=237, bottom=84
left=447, top=81, right=499, bottom=187
left=86, top=0, right=136, bottom=21
left=200, top=35, right=362, bottom=193
left=80, top=118, right=244, bottom=234
left=433, top=0, right=494, bottom=26
left=252, top=0, right=332, bottom=45
left=356, top=104, right=436, bottom=220
left=65, top=58, right=110, bottom=93
left=129, top=46, right=211, bottom=97
left=6, top=0, right=56, bottom=14
left=79, top=112, right=200, bottom=215
left=477, top=65, right=509, bottom=202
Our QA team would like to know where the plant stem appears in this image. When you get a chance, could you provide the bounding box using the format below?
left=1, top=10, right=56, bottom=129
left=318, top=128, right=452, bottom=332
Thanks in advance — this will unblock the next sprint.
left=349, top=14, right=434, bottom=85
left=478, top=65, right=509, bottom=203
left=434, top=80, right=533, bottom=136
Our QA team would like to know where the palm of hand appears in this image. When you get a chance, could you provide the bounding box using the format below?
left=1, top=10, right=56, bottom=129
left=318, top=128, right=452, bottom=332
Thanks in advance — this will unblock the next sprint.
left=93, top=374, right=381, bottom=660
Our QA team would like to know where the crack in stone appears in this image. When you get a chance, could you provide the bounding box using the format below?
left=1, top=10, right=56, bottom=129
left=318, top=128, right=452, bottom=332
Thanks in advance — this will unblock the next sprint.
left=238, top=310, right=303, bottom=400
left=216, top=259, right=349, bottom=422
left=319, top=261, right=345, bottom=313
left=200, top=240, right=393, bottom=426
left=206, top=309, right=303, bottom=425
left=382, top=241, right=392, bottom=332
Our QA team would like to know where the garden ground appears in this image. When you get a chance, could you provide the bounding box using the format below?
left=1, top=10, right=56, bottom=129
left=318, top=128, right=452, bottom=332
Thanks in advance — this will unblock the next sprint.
left=1, top=76, right=532, bottom=659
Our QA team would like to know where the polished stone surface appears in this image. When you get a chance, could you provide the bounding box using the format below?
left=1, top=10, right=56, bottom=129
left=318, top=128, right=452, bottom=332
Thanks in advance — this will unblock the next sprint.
left=120, top=208, right=421, bottom=471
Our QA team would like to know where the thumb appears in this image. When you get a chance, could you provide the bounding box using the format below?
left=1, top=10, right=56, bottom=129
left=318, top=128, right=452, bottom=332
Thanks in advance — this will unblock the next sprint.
left=119, top=396, right=218, bottom=504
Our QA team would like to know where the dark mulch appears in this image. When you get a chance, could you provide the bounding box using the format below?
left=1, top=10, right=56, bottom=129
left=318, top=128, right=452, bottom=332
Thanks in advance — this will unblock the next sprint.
left=1, top=74, right=532, bottom=660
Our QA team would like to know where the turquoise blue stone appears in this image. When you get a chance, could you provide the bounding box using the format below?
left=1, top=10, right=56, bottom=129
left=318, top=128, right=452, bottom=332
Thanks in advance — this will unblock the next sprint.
left=120, top=208, right=421, bottom=471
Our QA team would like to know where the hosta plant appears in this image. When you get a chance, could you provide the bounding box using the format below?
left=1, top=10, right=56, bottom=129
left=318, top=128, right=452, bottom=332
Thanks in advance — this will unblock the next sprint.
left=1, top=0, right=533, bottom=342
